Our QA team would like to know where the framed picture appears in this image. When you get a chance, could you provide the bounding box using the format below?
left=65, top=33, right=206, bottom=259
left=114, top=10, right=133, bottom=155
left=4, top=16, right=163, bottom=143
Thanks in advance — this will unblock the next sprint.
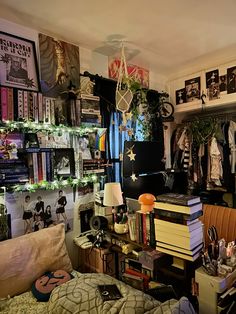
left=23, top=133, right=39, bottom=148
left=175, top=88, right=186, bottom=105
left=227, top=66, right=236, bottom=94
left=185, top=77, right=201, bottom=102
left=54, top=148, right=75, bottom=178
left=0, top=32, right=40, bottom=92
left=205, top=69, right=219, bottom=89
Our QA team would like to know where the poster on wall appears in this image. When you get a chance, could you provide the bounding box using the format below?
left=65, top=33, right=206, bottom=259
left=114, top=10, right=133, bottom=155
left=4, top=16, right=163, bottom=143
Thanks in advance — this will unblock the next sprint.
left=108, top=57, right=149, bottom=88
left=0, top=31, right=40, bottom=92
left=205, top=69, right=219, bottom=89
left=227, top=66, right=236, bottom=94
left=175, top=88, right=186, bottom=105
left=38, top=33, right=80, bottom=98
left=185, top=77, right=201, bottom=102
left=219, top=74, right=227, bottom=92
left=6, top=187, right=74, bottom=238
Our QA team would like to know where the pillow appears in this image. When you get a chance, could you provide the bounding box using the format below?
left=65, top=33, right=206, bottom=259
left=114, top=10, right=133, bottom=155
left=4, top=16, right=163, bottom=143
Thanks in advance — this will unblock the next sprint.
left=0, top=224, right=72, bottom=298
left=32, top=270, right=74, bottom=302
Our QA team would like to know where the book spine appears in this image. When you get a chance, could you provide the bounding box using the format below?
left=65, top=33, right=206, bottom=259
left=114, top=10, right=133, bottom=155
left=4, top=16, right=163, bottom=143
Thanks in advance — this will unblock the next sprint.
left=28, top=92, right=34, bottom=121
left=37, top=152, right=43, bottom=182
left=38, top=93, right=43, bottom=123
left=44, top=97, right=51, bottom=124
left=23, top=91, right=28, bottom=120
left=7, top=88, right=14, bottom=121
left=50, top=98, right=55, bottom=125
left=142, top=213, right=147, bottom=245
left=149, top=211, right=156, bottom=248
left=32, top=153, right=38, bottom=183
left=135, top=211, right=140, bottom=243
left=41, top=151, right=47, bottom=181
left=13, top=88, right=18, bottom=121
left=17, top=90, right=24, bottom=119
left=33, top=92, right=39, bottom=123
left=1, top=87, right=8, bottom=121
left=27, top=153, right=34, bottom=184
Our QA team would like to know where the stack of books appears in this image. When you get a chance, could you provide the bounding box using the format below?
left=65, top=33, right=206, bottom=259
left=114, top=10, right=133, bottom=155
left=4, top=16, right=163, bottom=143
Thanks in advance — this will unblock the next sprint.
left=154, top=193, right=203, bottom=261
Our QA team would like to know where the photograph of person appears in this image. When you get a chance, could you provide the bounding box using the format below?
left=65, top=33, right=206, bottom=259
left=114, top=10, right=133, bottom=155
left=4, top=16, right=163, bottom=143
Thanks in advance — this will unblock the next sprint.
left=44, top=205, right=53, bottom=227
left=7, top=56, right=28, bottom=83
left=54, top=190, right=70, bottom=231
left=22, top=195, right=35, bottom=234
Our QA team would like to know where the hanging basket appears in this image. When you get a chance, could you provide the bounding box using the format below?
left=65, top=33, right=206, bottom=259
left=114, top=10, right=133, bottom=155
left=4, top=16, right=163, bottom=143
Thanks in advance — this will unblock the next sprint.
left=115, top=44, right=133, bottom=125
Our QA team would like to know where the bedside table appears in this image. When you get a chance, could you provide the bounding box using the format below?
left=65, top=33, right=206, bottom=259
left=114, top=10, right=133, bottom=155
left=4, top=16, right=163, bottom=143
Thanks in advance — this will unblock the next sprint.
left=77, top=245, right=115, bottom=277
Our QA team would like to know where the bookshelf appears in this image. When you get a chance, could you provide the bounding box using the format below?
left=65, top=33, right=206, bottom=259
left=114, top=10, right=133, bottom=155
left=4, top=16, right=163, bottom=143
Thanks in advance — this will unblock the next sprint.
left=0, top=86, right=106, bottom=191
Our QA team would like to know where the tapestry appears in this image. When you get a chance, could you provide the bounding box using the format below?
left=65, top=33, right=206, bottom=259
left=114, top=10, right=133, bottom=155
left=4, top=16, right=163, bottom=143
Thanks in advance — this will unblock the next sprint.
left=38, top=34, right=80, bottom=97
left=108, top=57, right=149, bottom=88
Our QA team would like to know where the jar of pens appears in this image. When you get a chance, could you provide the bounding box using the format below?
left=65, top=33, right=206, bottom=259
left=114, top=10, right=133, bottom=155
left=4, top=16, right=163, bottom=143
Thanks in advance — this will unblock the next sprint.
left=113, top=206, right=128, bottom=234
left=202, top=225, right=236, bottom=277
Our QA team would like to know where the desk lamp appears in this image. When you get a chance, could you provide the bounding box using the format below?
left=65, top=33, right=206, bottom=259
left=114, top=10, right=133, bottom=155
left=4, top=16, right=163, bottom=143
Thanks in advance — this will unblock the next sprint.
left=103, top=182, right=124, bottom=231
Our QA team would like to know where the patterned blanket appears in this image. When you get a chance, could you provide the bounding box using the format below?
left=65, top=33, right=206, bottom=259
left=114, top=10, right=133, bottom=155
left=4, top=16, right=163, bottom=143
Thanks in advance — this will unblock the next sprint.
left=0, top=272, right=195, bottom=314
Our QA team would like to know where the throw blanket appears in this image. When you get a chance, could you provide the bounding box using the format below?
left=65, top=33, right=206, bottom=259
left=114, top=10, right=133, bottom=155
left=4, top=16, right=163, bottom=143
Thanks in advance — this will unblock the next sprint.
left=48, top=273, right=195, bottom=314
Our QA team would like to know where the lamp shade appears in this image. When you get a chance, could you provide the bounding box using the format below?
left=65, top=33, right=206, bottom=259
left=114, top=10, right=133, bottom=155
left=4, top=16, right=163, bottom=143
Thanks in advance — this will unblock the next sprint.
left=103, top=182, right=123, bottom=206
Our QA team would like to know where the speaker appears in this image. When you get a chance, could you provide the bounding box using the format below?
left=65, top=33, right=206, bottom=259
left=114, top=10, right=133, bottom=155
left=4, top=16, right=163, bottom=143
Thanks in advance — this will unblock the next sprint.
left=94, top=150, right=101, bottom=159
left=90, top=215, right=108, bottom=231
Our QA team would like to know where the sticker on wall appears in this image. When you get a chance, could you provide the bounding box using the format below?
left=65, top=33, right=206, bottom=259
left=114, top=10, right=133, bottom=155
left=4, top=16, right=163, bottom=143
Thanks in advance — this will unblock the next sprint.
left=185, top=77, right=201, bottom=102
left=175, top=88, right=186, bottom=105
left=227, top=66, right=236, bottom=94
left=6, top=187, right=74, bottom=238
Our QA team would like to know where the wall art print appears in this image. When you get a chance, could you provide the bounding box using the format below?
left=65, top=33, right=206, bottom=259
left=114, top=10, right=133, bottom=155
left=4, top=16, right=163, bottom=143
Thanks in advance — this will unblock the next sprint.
left=219, top=74, right=227, bottom=92
left=6, top=187, right=74, bottom=238
left=185, top=77, right=201, bottom=103
left=175, top=88, right=186, bottom=105
left=38, top=33, right=80, bottom=98
left=108, top=57, right=149, bottom=88
left=205, top=69, right=219, bottom=89
left=227, top=66, right=236, bottom=94
left=0, top=31, right=40, bottom=92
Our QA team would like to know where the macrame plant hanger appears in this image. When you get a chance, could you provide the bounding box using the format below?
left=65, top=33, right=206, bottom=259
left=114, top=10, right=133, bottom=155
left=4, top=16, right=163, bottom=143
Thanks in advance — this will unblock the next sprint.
left=116, top=43, right=133, bottom=126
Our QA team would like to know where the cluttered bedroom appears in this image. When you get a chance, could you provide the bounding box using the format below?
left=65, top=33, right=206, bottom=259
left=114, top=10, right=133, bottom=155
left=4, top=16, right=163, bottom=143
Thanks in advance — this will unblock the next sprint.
left=1, top=1, right=236, bottom=313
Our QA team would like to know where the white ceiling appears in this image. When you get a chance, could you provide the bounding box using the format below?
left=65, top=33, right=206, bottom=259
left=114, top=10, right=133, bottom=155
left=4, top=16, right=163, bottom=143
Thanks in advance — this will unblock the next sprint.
left=1, top=0, right=236, bottom=79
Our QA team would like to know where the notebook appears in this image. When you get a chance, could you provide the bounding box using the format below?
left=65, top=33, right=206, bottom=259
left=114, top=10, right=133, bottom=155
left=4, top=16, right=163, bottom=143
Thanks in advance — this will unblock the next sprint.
left=97, top=284, right=122, bottom=301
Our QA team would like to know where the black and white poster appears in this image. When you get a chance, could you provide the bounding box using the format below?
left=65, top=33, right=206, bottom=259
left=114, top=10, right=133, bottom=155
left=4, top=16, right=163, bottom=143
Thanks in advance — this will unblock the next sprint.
left=185, top=77, right=201, bottom=102
left=6, top=187, right=74, bottom=238
left=175, top=88, right=186, bottom=105
left=219, top=74, right=227, bottom=92
left=205, top=69, right=219, bottom=89
left=227, top=66, right=236, bottom=94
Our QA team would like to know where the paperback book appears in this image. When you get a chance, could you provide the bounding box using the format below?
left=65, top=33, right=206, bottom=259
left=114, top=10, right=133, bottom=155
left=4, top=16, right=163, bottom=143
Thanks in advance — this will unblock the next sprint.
left=154, top=201, right=202, bottom=215
left=154, top=218, right=202, bottom=232
left=154, top=208, right=203, bottom=224
left=156, top=193, right=200, bottom=206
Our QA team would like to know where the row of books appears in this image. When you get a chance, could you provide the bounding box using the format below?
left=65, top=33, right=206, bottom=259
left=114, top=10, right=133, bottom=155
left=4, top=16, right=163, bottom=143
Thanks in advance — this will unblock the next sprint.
left=135, top=210, right=156, bottom=248
left=154, top=193, right=204, bottom=261
left=0, top=159, right=29, bottom=184
left=0, top=87, right=102, bottom=127
left=82, top=159, right=106, bottom=175
left=18, top=148, right=54, bottom=184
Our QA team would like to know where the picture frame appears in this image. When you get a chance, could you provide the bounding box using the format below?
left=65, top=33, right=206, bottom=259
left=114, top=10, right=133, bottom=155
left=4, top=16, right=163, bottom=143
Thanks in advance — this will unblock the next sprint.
left=185, top=77, right=201, bottom=103
left=23, top=132, right=39, bottom=149
left=0, top=31, right=40, bottom=92
left=54, top=148, right=75, bottom=179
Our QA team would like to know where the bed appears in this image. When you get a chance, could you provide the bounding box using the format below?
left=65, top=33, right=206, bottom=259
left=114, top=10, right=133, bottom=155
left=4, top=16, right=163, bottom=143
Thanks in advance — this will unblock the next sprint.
left=0, top=224, right=195, bottom=313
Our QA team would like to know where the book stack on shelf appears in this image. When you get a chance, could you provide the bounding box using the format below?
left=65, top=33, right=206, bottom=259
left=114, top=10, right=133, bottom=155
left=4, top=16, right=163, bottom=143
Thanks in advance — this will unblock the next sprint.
left=154, top=193, right=203, bottom=261
left=135, top=210, right=156, bottom=248
left=82, top=158, right=105, bottom=175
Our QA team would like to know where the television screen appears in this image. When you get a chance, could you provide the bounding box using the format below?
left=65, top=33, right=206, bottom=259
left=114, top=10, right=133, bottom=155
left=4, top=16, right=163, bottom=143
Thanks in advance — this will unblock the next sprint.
left=123, top=141, right=165, bottom=177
